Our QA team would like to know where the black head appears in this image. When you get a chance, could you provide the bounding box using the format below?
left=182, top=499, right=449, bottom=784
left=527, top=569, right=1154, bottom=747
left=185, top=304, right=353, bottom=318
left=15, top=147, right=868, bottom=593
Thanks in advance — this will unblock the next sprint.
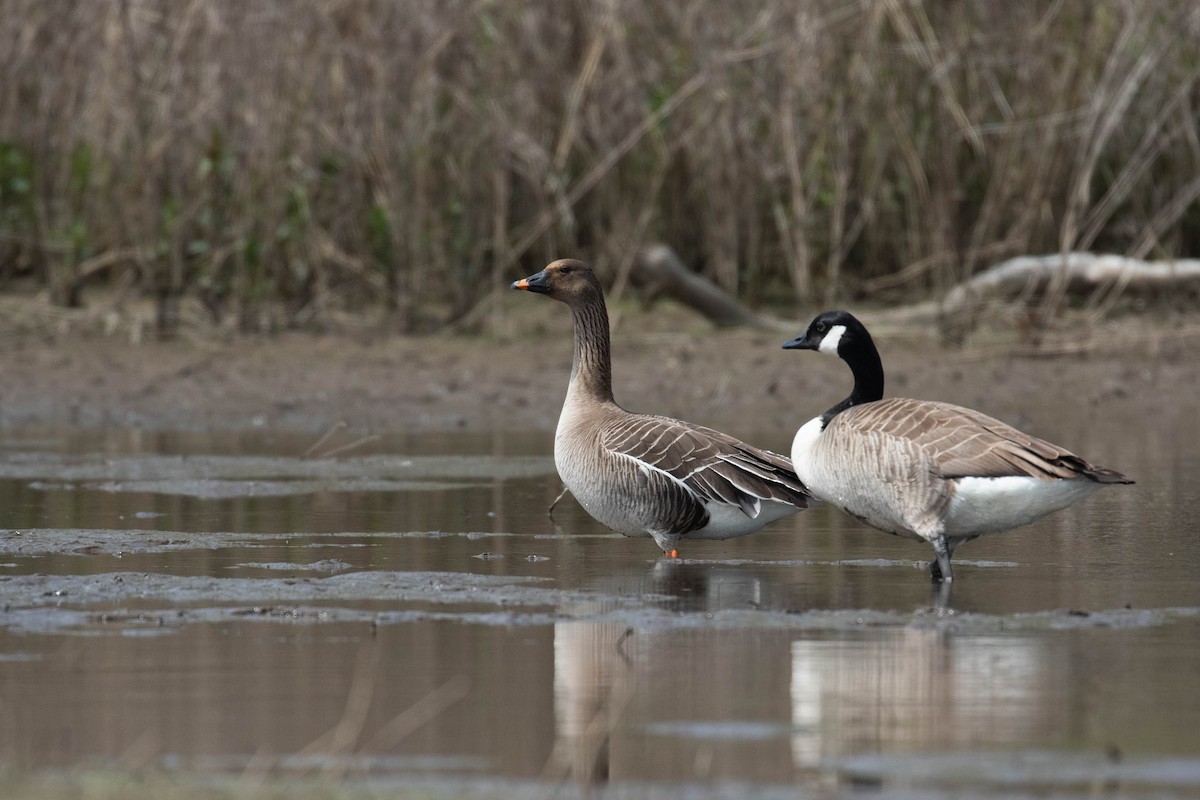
left=511, top=259, right=602, bottom=303
left=782, top=310, right=868, bottom=356
left=783, top=310, right=884, bottom=409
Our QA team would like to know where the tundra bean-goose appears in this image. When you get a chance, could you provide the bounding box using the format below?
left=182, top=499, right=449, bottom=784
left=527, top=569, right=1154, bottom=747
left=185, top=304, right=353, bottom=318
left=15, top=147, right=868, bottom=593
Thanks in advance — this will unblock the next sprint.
left=512, top=259, right=812, bottom=557
left=783, top=310, right=1132, bottom=583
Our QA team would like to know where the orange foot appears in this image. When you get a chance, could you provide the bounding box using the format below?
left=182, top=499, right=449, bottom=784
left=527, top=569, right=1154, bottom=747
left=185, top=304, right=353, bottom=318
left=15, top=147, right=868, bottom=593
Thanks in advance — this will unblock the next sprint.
left=664, top=548, right=679, bottom=559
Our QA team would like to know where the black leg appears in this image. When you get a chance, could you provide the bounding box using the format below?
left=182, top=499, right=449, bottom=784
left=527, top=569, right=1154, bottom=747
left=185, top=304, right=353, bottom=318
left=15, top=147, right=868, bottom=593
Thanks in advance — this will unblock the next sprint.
left=929, top=535, right=954, bottom=583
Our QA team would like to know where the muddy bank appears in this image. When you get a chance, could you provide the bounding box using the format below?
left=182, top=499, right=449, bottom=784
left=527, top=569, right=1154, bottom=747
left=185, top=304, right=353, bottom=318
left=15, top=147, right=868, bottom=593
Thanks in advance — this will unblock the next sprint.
left=2, top=564, right=1196, bottom=636
left=1, top=306, right=1197, bottom=439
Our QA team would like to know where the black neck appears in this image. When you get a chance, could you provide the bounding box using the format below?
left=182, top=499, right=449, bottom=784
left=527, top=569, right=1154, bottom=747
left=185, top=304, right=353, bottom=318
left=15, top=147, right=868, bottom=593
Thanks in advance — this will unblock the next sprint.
left=823, top=340, right=884, bottom=425
left=569, top=291, right=615, bottom=403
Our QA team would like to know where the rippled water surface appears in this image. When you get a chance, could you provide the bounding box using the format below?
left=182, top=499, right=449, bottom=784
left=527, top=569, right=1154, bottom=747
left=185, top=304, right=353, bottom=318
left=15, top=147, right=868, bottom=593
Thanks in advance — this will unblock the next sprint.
left=0, top=418, right=1198, bottom=797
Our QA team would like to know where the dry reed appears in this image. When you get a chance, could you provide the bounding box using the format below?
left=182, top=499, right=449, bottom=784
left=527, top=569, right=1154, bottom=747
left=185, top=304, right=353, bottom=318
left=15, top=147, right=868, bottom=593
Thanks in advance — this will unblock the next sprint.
left=0, top=1, right=1198, bottom=335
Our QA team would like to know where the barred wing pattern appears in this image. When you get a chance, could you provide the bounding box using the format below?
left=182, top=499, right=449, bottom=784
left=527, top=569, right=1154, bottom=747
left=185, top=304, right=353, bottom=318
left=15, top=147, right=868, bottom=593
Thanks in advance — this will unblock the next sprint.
left=836, top=399, right=1131, bottom=483
left=602, top=414, right=812, bottom=521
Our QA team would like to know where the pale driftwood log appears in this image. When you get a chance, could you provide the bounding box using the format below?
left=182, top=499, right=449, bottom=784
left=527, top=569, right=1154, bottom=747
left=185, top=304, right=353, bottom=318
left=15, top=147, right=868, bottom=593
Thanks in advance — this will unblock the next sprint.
left=630, top=247, right=1200, bottom=341
left=633, top=244, right=794, bottom=331
left=937, top=253, right=1200, bottom=341
left=943, top=253, right=1200, bottom=316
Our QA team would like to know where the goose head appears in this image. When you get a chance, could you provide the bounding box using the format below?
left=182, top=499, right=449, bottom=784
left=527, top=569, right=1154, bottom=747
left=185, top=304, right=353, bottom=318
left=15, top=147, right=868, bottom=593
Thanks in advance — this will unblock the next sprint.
left=782, top=310, right=872, bottom=358
left=783, top=310, right=885, bottom=409
left=511, top=259, right=602, bottom=305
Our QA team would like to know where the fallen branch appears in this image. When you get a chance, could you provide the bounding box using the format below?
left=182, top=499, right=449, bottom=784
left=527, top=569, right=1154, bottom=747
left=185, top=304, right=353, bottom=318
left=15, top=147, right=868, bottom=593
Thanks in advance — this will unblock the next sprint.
left=940, top=253, right=1200, bottom=335
left=632, top=245, right=794, bottom=331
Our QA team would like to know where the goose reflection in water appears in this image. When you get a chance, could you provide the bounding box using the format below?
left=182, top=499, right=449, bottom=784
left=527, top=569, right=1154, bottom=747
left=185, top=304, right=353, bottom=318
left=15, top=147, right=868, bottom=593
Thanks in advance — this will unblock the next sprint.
left=544, top=559, right=1059, bottom=784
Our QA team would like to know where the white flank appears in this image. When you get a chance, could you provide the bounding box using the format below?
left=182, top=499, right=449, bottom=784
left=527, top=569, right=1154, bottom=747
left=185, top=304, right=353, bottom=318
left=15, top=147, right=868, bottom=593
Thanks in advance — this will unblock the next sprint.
left=945, top=476, right=1102, bottom=536
left=818, top=325, right=846, bottom=356
left=691, top=499, right=798, bottom=539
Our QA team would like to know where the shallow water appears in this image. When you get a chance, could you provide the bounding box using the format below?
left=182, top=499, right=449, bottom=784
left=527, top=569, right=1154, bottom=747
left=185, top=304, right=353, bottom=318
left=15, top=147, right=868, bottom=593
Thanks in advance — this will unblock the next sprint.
left=0, top=417, right=1198, bottom=797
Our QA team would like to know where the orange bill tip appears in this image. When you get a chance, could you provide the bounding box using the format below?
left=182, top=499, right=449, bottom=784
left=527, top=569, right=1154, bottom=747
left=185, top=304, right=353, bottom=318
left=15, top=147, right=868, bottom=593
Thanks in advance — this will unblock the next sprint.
left=512, top=278, right=530, bottom=290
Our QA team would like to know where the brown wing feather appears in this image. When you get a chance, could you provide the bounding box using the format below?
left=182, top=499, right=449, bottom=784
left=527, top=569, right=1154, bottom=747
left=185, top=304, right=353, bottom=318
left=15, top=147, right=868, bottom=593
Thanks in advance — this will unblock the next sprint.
left=602, top=414, right=812, bottom=513
left=838, top=399, right=1132, bottom=483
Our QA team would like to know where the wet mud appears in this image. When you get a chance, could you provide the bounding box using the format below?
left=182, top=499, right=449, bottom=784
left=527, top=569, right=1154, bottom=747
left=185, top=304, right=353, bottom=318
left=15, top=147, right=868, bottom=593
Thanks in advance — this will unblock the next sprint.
left=4, top=559, right=1196, bottom=638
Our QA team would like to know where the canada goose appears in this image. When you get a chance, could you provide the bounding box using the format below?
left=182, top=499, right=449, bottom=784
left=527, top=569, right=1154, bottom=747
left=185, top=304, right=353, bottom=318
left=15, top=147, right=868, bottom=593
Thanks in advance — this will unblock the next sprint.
left=783, top=310, right=1133, bottom=583
left=512, top=259, right=812, bottom=557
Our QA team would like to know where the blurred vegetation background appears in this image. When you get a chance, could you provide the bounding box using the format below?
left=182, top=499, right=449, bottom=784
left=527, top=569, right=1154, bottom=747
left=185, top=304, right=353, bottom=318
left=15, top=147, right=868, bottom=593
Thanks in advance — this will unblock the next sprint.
left=1, top=1, right=1198, bottom=336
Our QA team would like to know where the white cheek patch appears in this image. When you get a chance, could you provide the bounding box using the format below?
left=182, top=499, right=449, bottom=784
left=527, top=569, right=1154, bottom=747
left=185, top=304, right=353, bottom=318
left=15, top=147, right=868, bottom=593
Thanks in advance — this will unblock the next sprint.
left=818, top=325, right=846, bottom=356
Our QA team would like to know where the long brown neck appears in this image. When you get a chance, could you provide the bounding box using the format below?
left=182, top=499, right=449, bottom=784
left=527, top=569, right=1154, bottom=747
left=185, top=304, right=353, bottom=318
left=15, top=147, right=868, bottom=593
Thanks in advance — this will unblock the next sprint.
left=567, top=290, right=615, bottom=403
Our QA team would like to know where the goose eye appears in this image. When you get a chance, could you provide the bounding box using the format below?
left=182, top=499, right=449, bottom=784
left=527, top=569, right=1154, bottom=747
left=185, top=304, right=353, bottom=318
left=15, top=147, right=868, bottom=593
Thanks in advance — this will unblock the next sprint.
left=815, top=322, right=827, bottom=333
